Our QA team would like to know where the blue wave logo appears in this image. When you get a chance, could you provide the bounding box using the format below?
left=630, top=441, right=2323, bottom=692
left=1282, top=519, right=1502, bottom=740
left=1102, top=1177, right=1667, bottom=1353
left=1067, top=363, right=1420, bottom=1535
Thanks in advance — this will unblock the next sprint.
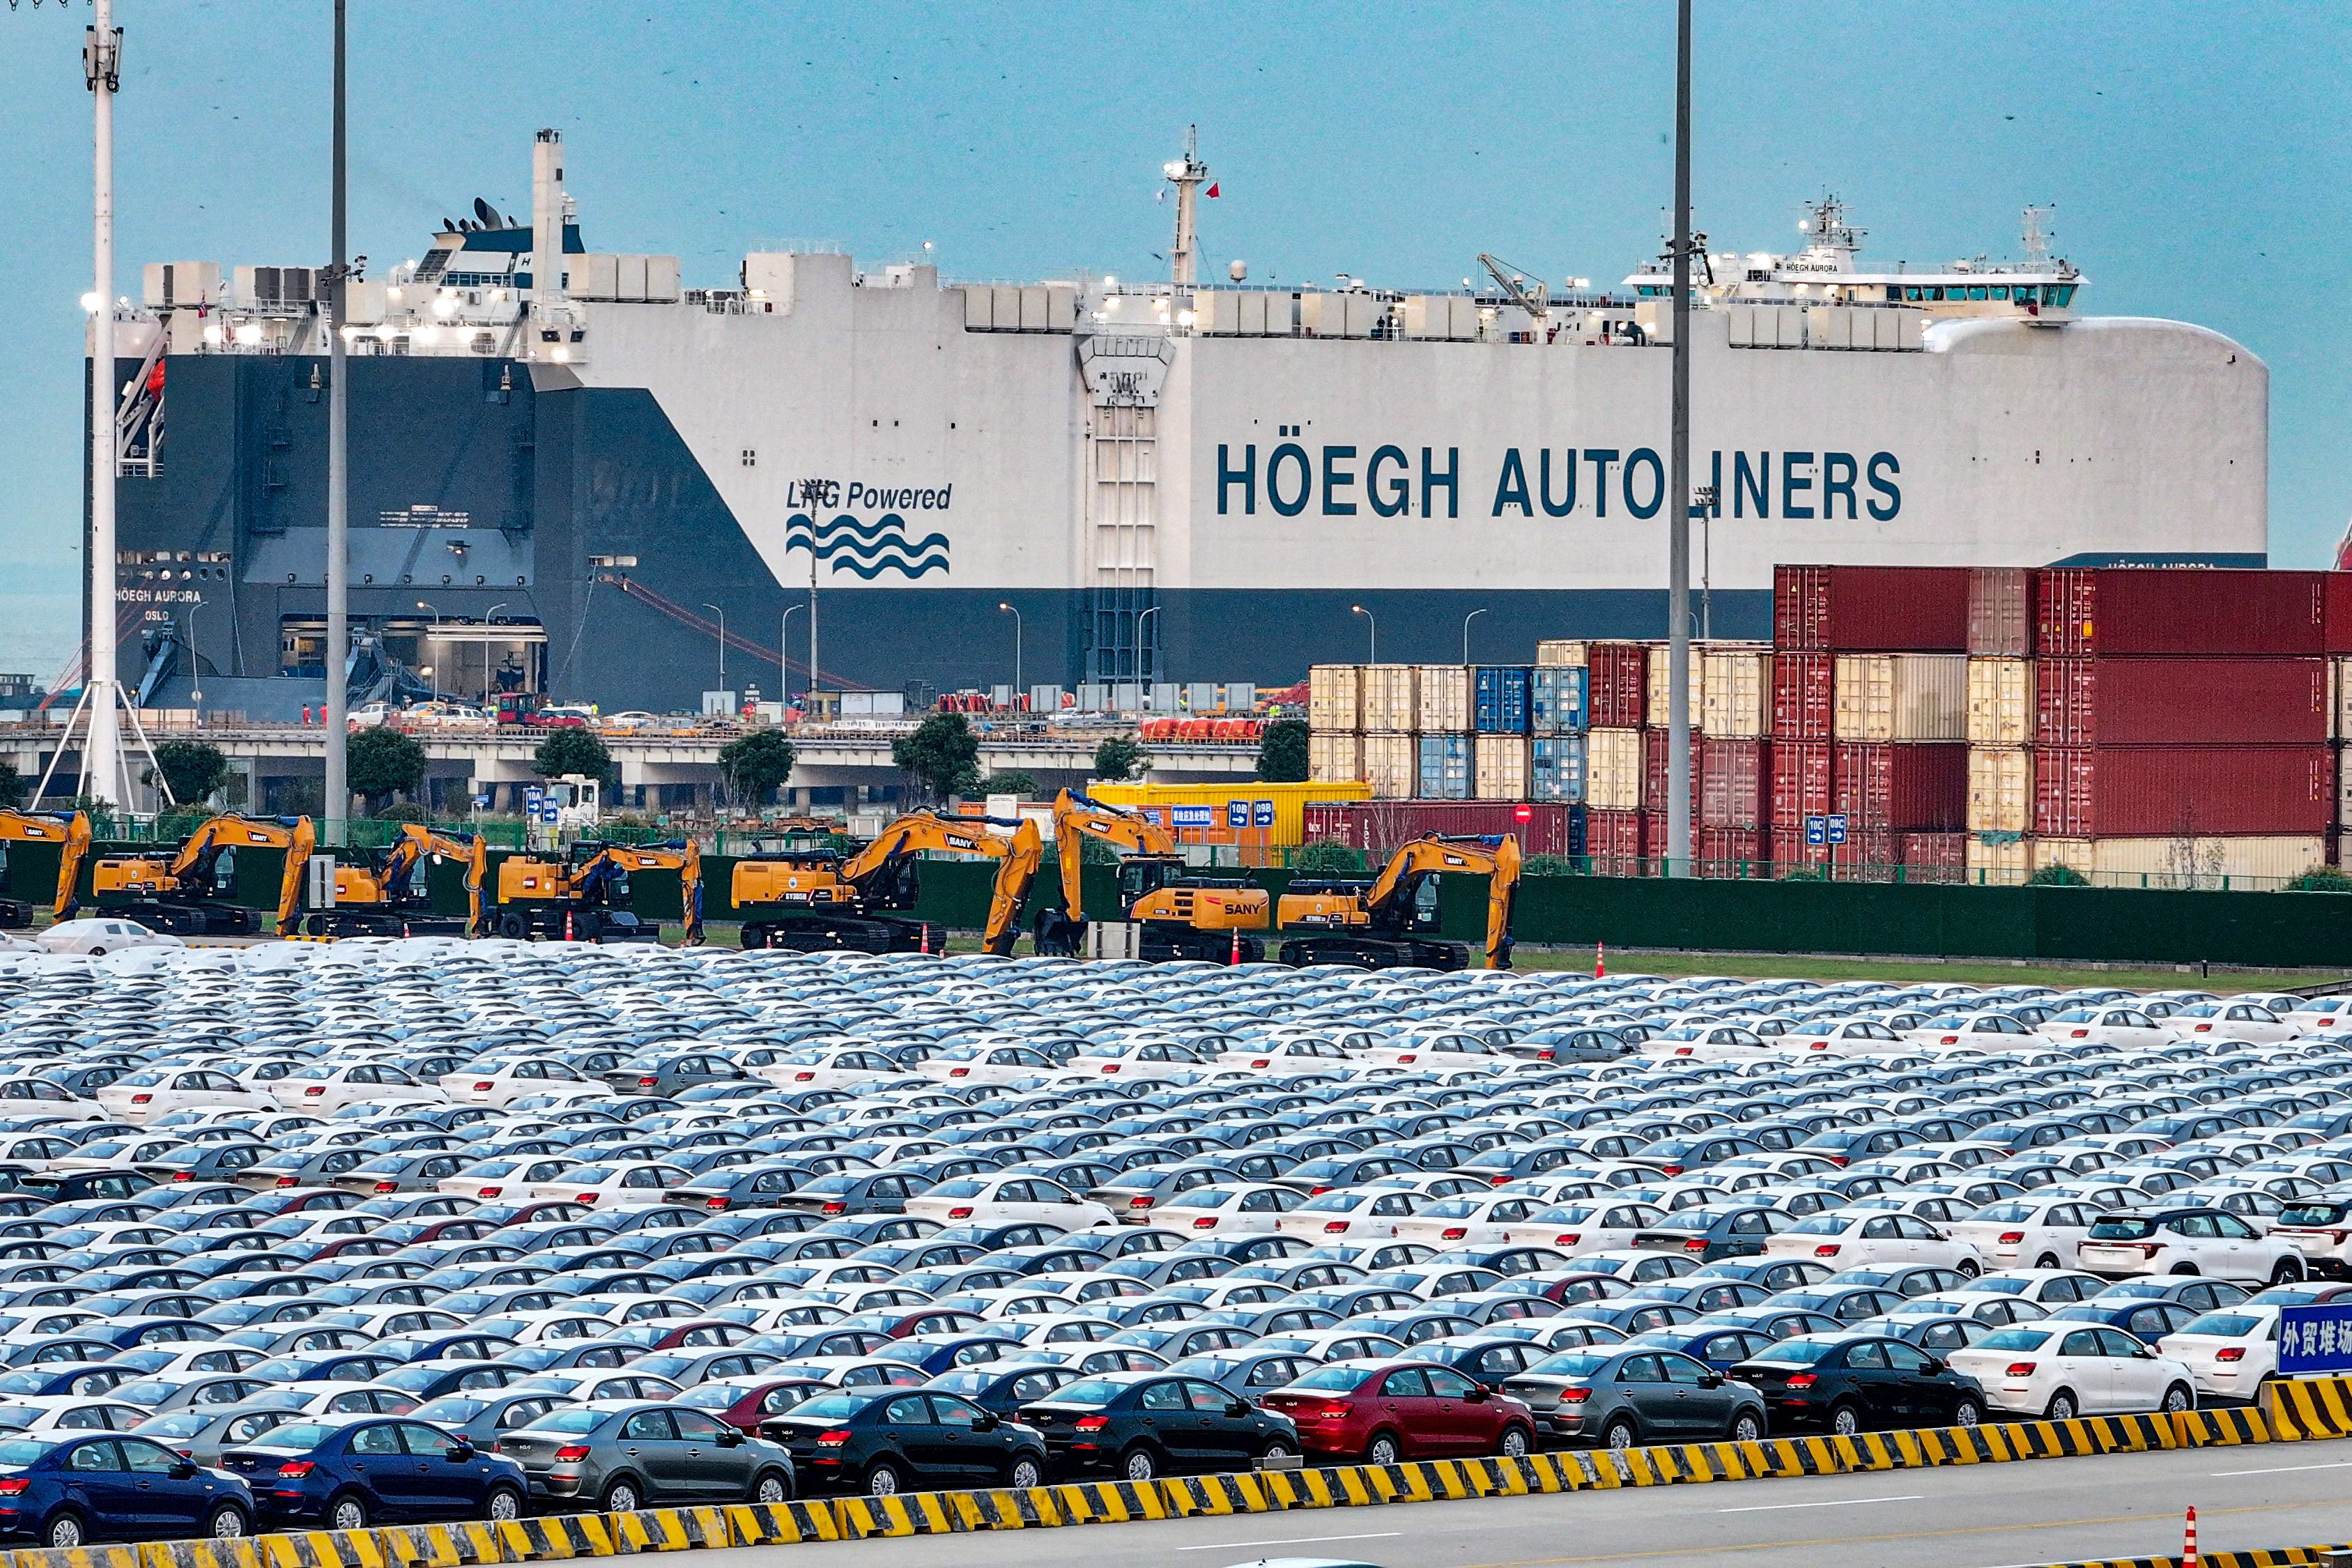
left=785, top=512, right=951, bottom=578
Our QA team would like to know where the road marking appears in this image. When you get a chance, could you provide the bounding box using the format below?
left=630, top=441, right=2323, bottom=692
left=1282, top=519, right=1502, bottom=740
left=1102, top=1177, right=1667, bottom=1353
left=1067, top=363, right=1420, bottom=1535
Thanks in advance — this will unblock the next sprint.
left=2210, top=1458, right=2352, bottom=1477
left=1177, top=1531, right=1403, bottom=1553
left=1716, top=1493, right=1922, bottom=1514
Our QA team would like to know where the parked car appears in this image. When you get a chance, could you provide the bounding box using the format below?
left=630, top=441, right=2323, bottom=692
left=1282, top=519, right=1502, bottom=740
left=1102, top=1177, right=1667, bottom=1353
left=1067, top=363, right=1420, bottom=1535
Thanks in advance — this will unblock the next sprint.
left=1259, top=1359, right=1535, bottom=1464
left=760, top=1387, right=1047, bottom=1495
left=1726, top=1334, right=1987, bottom=1434
left=1016, top=1371, right=1299, bottom=1481
left=1501, top=1347, right=1769, bottom=1451
left=219, top=1414, right=528, bottom=1529
left=2075, top=1209, right=2307, bottom=1285
left=0, top=1431, right=255, bottom=1547
left=490, top=1401, right=794, bottom=1513
left=1944, top=1324, right=2198, bottom=1420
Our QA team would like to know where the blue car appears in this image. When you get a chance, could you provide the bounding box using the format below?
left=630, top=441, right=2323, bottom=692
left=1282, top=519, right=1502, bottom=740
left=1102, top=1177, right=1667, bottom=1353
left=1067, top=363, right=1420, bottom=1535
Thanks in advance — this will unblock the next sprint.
left=0, top=1432, right=255, bottom=1547
left=220, top=1413, right=528, bottom=1530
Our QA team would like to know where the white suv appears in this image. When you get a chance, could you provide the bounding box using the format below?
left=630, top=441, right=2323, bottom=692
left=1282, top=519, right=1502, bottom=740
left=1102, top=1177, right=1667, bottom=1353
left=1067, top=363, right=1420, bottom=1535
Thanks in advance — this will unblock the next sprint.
left=2267, top=1197, right=2352, bottom=1279
left=2076, top=1208, right=2308, bottom=1285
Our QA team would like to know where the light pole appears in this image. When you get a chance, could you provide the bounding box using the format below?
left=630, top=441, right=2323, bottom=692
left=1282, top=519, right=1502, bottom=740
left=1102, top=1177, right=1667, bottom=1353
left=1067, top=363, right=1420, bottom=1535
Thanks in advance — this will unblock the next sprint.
left=997, top=602, right=1022, bottom=706
left=413, top=601, right=440, bottom=697
left=1666, top=0, right=1695, bottom=878
left=185, top=601, right=203, bottom=707
left=1136, top=604, right=1162, bottom=689
left=781, top=602, right=803, bottom=697
left=1351, top=604, right=1376, bottom=665
left=82, top=0, right=128, bottom=811
left=700, top=603, right=727, bottom=693
left=1461, top=607, right=1488, bottom=665
left=481, top=601, right=508, bottom=705
left=322, top=0, right=350, bottom=841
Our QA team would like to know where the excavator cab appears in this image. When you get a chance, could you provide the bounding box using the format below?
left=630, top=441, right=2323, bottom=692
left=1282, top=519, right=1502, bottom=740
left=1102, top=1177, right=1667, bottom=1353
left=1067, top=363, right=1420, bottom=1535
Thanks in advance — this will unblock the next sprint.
left=733, top=812, right=1039, bottom=956
left=1277, top=833, right=1519, bottom=971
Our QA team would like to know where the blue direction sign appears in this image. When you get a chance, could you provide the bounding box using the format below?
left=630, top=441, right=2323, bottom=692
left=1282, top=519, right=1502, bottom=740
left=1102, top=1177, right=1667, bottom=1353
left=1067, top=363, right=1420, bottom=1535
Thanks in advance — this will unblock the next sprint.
left=1171, top=806, right=1216, bottom=829
left=1228, top=801, right=1250, bottom=829
left=2280, top=1304, right=2352, bottom=1375
left=1254, top=801, right=1277, bottom=827
left=1805, top=816, right=1827, bottom=847
left=1826, top=814, right=1849, bottom=845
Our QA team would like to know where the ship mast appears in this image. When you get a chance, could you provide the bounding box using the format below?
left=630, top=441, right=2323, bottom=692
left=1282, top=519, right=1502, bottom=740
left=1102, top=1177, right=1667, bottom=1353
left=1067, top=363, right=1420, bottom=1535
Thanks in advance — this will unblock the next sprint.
left=1163, top=126, right=1208, bottom=309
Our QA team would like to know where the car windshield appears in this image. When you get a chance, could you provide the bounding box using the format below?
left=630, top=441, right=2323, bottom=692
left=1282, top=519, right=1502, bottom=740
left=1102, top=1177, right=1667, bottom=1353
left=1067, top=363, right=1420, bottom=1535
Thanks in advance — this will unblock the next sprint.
left=2178, top=1313, right=2261, bottom=1339
left=0, top=1438, right=51, bottom=1468
left=1969, top=1204, right=2036, bottom=1224
left=410, top=1397, right=488, bottom=1422
left=523, top=1408, right=607, bottom=1435
left=1038, top=1378, right=1123, bottom=1406
left=243, top=1422, right=337, bottom=1452
left=1974, top=1328, right=2053, bottom=1352
left=1744, top=1339, right=1840, bottom=1366
left=2087, top=1217, right=2159, bottom=1240
left=787, top=1392, right=874, bottom=1422
left=1283, top=1365, right=1372, bottom=1392
left=1525, top=1351, right=1613, bottom=1379
left=2279, top=1205, right=2351, bottom=1227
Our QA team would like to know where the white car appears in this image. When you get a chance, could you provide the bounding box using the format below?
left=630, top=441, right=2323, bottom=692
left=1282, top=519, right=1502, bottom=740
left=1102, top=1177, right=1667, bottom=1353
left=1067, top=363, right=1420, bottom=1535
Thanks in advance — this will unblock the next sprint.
left=1274, top=1187, right=1428, bottom=1242
left=1212, top=1038, right=1357, bottom=1073
left=95, top=1068, right=278, bottom=1123
left=1942, top=1197, right=2107, bottom=1272
left=1638, top=1024, right=1773, bottom=1061
left=268, top=1063, right=452, bottom=1111
left=917, top=1044, right=1064, bottom=1085
left=2266, top=1196, right=2352, bottom=1277
left=437, top=1061, right=598, bottom=1107
left=1146, top=1183, right=1307, bottom=1236
left=1958, top=1268, right=2111, bottom=1307
left=2157, top=1303, right=2282, bottom=1404
left=1764, top=1210, right=1985, bottom=1273
left=1390, top=1192, right=1550, bottom=1248
left=2036, top=1007, right=2180, bottom=1049
left=1777, top=1020, right=1909, bottom=1056
left=0, top=1399, right=149, bottom=1436
left=37, top=919, right=183, bottom=957
left=522, top=1159, right=695, bottom=1208
left=1946, top=1323, right=2198, bottom=1419
left=901, top=1175, right=1115, bottom=1231
left=754, top=1046, right=919, bottom=1091
left=2075, top=1208, right=2308, bottom=1284
left=1500, top=1199, right=1667, bottom=1254
left=1351, top=1036, right=1515, bottom=1073
left=1053, top=1040, right=1207, bottom=1082
left=1903, top=1012, right=2042, bottom=1050
left=2166, top=1001, right=2303, bottom=1044
left=435, top=1156, right=581, bottom=1201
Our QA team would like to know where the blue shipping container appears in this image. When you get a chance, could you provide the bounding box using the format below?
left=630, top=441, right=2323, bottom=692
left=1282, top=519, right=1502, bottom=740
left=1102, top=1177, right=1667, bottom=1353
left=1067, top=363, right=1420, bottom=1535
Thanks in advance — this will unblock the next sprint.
left=1417, top=735, right=1472, bottom=800
left=1531, top=666, right=1590, bottom=735
left=1566, top=803, right=1589, bottom=857
left=1531, top=735, right=1587, bottom=803
left=1474, top=666, right=1533, bottom=735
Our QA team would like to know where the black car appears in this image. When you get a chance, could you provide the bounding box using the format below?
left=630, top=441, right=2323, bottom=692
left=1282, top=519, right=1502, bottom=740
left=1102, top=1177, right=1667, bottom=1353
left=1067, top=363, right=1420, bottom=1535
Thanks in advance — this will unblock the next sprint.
left=918, top=1362, right=1086, bottom=1419
left=761, top=1388, right=1048, bottom=1496
left=1017, top=1371, right=1300, bottom=1482
left=1729, top=1334, right=1987, bottom=1435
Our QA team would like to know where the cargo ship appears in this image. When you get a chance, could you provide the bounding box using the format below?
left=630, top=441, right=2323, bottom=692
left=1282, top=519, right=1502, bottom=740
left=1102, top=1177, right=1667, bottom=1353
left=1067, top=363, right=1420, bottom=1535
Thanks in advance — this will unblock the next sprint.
left=95, top=130, right=2266, bottom=716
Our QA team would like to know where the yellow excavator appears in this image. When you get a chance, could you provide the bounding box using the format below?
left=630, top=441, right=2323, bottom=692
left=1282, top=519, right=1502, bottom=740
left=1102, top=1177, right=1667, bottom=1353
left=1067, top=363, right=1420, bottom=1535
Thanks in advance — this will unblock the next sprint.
left=1033, top=790, right=1271, bottom=962
left=0, top=808, right=93, bottom=926
left=493, top=840, right=704, bottom=945
left=302, top=823, right=491, bottom=939
left=1275, top=832, right=1523, bottom=971
left=732, top=810, right=1042, bottom=955
left=89, top=813, right=319, bottom=937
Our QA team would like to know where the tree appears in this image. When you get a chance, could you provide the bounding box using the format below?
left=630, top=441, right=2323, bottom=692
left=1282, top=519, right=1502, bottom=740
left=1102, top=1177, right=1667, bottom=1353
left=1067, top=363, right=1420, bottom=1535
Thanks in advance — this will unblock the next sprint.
left=1256, top=718, right=1309, bottom=783
left=533, top=728, right=614, bottom=784
left=0, top=760, right=23, bottom=809
left=143, top=739, right=230, bottom=807
left=374, top=801, right=429, bottom=824
left=718, top=729, right=797, bottom=806
left=891, top=713, right=982, bottom=803
left=346, top=725, right=426, bottom=816
left=1291, top=839, right=1367, bottom=875
left=980, top=770, right=1040, bottom=797
left=2027, top=864, right=2089, bottom=887
left=1093, top=735, right=1148, bottom=783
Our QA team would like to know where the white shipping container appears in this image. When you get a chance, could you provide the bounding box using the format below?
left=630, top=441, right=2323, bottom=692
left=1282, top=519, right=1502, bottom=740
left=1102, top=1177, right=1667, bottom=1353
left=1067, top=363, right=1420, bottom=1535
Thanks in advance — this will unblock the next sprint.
left=1308, top=665, right=1361, bottom=732
left=1535, top=640, right=1588, bottom=668
left=2034, top=836, right=2330, bottom=887
left=1473, top=735, right=1530, bottom=800
left=2339, top=742, right=2352, bottom=828
left=1700, top=651, right=1771, bottom=739
left=1358, top=665, right=1420, bottom=733
left=1967, top=746, right=2031, bottom=834
left=1361, top=733, right=1419, bottom=800
left=1834, top=654, right=1969, bottom=742
left=1967, top=658, right=2032, bottom=746
left=1308, top=731, right=1363, bottom=785
left=1585, top=728, right=1645, bottom=810
left=2333, top=659, right=2352, bottom=742
left=1415, top=666, right=1474, bottom=732
left=1646, top=645, right=1707, bottom=732
left=1965, top=836, right=2029, bottom=886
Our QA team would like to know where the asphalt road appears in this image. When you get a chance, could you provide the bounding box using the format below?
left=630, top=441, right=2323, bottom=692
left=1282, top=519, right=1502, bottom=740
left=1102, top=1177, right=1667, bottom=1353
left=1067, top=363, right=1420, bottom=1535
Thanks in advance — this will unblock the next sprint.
left=659, top=1439, right=2352, bottom=1568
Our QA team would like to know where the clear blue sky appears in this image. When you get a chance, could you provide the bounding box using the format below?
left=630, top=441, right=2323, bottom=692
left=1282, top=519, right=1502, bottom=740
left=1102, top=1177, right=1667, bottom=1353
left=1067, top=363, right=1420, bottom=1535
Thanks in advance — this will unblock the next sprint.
left=1, top=0, right=2344, bottom=676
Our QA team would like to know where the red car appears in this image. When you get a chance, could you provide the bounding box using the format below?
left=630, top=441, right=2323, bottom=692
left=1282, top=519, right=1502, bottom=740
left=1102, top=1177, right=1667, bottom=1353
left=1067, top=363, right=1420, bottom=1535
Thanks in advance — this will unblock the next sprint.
left=1260, top=1358, right=1537, bottom=1466
left=680, top=1376, right=833, bottom=1434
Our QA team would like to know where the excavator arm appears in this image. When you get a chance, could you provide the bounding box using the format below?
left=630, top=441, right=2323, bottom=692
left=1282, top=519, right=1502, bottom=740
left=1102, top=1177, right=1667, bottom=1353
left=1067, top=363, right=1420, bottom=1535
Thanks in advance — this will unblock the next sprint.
left=983, top=819, right=1044, bottom=957
left=1049, top=789, right=1177, bottom=923
left=275, top=817, right=317, bottom=935
left=838, top=811, right=1040, bottom=956
left=1365, top=833, right=1523, bottom=969
left=394, top=824, right=492, bottom=938
left=0, top=809, right=92, bottom=921
left=605, top=841, right=706, bottom=947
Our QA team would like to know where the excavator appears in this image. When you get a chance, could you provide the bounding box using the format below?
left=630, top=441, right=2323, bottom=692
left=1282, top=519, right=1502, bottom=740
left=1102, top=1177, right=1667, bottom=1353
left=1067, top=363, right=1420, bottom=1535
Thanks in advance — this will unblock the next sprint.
left=1032, top=790, right=1271, bottom=962
left=0, top=808, right=92, bottom=926
left=302, top=823, right=491, bottom=939
left=89, top=813, right=316, bottom=937
left=732, top=810, right=1042, bottom=956
left=493, top=840, right=703, bottom=946
left=1275, top=832, right=1523, bottom=971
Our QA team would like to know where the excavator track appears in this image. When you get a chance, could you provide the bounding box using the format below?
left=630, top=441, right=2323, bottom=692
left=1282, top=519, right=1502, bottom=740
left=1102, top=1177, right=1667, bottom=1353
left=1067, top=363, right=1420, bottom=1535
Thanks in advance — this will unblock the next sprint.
left=102, top=900, right=259, bottom=938
left=301, top=911, right=471, bottom=939
left=739, top=914, right=941, bottom=954
left=1277, top=932, right=1469, bottom=971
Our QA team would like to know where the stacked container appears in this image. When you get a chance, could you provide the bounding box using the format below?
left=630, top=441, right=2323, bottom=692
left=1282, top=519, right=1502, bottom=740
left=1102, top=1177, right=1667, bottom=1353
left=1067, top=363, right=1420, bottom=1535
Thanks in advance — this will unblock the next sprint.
left=1965, top=567, right=2035, bottom=884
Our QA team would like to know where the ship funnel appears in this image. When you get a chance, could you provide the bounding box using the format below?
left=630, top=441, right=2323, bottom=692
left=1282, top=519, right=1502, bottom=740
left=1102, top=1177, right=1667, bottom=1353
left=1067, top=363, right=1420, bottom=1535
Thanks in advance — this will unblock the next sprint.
left=532, top=128, right=566, bottom=307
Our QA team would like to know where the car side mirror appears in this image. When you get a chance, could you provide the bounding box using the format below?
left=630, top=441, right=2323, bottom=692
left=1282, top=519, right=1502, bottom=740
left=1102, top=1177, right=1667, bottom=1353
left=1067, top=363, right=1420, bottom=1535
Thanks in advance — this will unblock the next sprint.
left=1226, top=1399, right=1252, bottom=1417
left=445, top=1444, right=473, bottom=1462
left=1466, top=1385, right=1491, bottom=1402
left=716, top=1429, right=746, bottom=1445
left=169, top=1460, right=199, bottom=1479
left=973, top=1413, right=1000, bottom=1431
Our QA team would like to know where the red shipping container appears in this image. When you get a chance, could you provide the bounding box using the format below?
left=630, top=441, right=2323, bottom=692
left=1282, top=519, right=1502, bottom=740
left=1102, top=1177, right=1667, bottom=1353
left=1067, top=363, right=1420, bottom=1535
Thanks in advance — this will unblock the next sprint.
left=1697, top=827, right=1765, bottom=876
left=1587, top=643, right=1648, bottom=728
left=2037, top=569, right=2326, bottom=659
left=1775, top=565, right=1973, bottom=653
left=1585, top=808, right=1645, bottom=862
left=1768, top=740, right=1832, bottom=827
left=1645, top=728, right=1703, bottom=821
left=1700, top=739, right=1769, bottom=829
left=1769, top=824, right=1829, bottom=874
left=2032, top=746, right=2333, bottom=838
left=1300, top=801, right=1576, bottom=856
left=1770, top=650, right=1834, bottom=740
left=1833, top=742, right=1969, bottom=831
left=2326, top=574, right=2352, bottom=654
left=1900, top=831, right=1969, bottom=884
left=1829, top=828, right=1899, bottom=881
left=2034, top=658, right=2328, bottom=748
left=1967, top=567, right=2036, bottom=656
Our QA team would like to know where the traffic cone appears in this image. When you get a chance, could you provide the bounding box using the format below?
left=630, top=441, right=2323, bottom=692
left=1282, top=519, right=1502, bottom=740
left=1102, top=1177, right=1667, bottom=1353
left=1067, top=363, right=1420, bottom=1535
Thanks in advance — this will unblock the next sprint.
left=564, top=909, right=574, bottom=943
left=1230, top=927, right=1242, bottom=966
left=1594, top=940, right=1606, bottom=979
left=919, top=924, right=930, bottom=955
left=2184, top=1507, right=2197, bottom=1568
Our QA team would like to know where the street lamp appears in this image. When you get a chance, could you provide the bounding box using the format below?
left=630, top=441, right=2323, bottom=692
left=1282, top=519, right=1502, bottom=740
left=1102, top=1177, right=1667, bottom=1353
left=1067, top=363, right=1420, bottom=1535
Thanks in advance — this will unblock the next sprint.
left=185, top=601, right=203, bottom=707
left=997, top=602, right=1022, bottom=705
left=1136, top=604, right=1162, bottom=687
left=481, top=601, right=509, bottom=706
left=1462, top=607, right=1488, bottom=665
left=700, top=603, right=727, bottom=691
left=414, top=601, right=440, bottom=695
left=1351, top=604, right=1376, bottom=665
left=781, top=602, right=804, bottom=696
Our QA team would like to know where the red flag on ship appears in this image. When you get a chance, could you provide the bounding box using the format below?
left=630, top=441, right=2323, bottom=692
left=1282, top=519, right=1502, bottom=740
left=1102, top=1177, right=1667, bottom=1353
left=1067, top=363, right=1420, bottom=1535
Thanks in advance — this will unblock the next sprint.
left=1205, top=183, right=1220, bottom=197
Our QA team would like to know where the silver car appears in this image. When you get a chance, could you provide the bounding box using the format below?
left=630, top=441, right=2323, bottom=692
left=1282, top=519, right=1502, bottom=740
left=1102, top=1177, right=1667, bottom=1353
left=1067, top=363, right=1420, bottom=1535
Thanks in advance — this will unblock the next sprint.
left=493, top=1399, right=794, bottom=1513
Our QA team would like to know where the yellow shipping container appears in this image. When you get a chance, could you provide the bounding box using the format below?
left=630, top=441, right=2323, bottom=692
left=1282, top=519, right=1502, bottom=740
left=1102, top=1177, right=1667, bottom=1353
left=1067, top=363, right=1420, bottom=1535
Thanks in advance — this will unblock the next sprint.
left=1834, top=654, right=1968, bottom=741
left=1307, top=731, right=1362, bottom=788
left=1646, top=645, right=1707, bottom=732
left=1965, top=836, right=2029, bottom=886
left=1536, top=640, right=1588, bottom=667
left=1967, top=746, right=2031, bottom=833
left=1308, top=664, right=1361, bottom=732
left=1090, top=778, right=1369, bottom=848
left=2033, top=836, right=2330, bottom=887
left=1358, top=665, right=1420, bottom=733
left=1700, top=651, right=1771, bottom=739
left=1967, top=657, right=2031, bottom=746
left=1361, top=732, right=1419, bottom=799
left=1473, top=735, right=1530, bottom=800
left=1585, top=728, right=1645, bottom=810
left=1415, top=666, right=1474, bottom=732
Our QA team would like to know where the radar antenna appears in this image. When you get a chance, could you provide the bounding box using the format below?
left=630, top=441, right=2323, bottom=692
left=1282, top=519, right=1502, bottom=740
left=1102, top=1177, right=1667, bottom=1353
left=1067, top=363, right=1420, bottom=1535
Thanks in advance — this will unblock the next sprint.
left=1475, top=254, right=1548, bottom=321
left=1798, top=194, right=1863, bottom=255
left=1162, top=126, right=1208, bottom=306
left=2021, top=203, right=2056, bottom=263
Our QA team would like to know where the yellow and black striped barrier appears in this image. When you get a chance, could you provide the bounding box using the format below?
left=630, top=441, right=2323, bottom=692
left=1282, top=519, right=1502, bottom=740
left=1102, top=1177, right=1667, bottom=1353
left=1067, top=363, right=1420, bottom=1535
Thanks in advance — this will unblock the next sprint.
left=6, top=1390, right=2350, bottom=1567
left=2030, top=1544, right=2352, bottom=1568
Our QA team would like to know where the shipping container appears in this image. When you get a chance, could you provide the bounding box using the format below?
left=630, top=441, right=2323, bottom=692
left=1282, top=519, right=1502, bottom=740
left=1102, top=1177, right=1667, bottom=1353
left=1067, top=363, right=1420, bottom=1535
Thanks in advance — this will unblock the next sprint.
left=1967, top=567, right=2036, bottom=656
left=1697, top=827, right=1766, bottom=875
left=2033, top=746, right=2335, bottom=838
left=1094, top=779, right=1365, bottom=848
left=1775, top=564, right=1974, bottom=653
left=2037, top=569, right=2327, bottom=659
left=2327, top=576, right=2352, bottom=656
left=1530, top=666, right=1590, bottom=735
left=2031, top=835, right=2331, bottom=888
left=1967, top=657, right=2031, bottom=746
left=1828, top=827, right=1900, bottom=881
left=1645, top=727, right=1703, bottom=822
left=1585, top=728, right=1645, bottom=810
left=1771, top=650, right=1834, bottom=741
left=1307, top=730, right=1363, bottom=785
left=2337, top=659, right=2352, bottom=741
left=1359, top=664, right=1420, bottom=733
left=1531, top=735, right=1586, bottom=803
left=1967, top=746, right=2032, bottom=834
left=1361, top=732, right=1418, bottom=799
left=1417, top=734, right=1472, bottom=801
left=1769, top=739, right=1833, bottom=826
left=1587, top=643, right=1649, bottom=728
left=1645, top=645, right=1706, bottom=732
left=1833, top=654, right=1968, bottom=741
left=1834, top=743, right=1968, bottom=832
left=1700, top=739, right=1769, bottom=829
left=2034, top=657, right=2328, bottom=748
left=1302, top=800, right=1578, bottom=857
left=1535, top=640, right=1588, bottom=668
left=1474, top=735, right=1532, bottom=799
left=1900, top=831, right=1969, bottom=884
left=1769, top=824, right=1830, bottom=875
left=2341, top=744, right=2352, bottom=829
left=1307, top=664, right=1361, bottom=732
left=1473, top=666, right=1534, bottom=735
left=1415, top=666, right=1474, bottom=733
left=1967, top=836, right=2030, bottom=886
left=1702, top=650, right=1771, bottom=739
